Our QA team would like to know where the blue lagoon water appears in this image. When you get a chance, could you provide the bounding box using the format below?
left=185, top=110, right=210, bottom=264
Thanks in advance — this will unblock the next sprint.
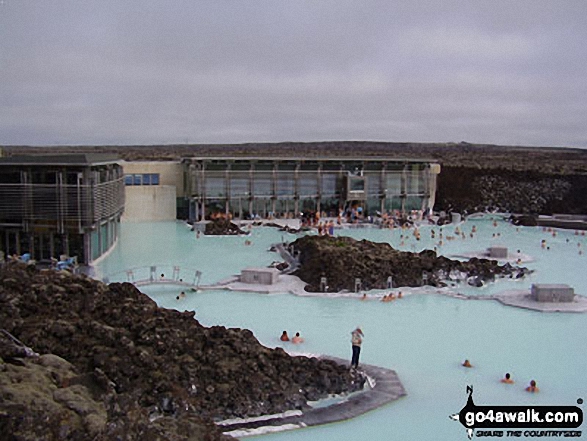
left=96, top=218, right=587, bottom=440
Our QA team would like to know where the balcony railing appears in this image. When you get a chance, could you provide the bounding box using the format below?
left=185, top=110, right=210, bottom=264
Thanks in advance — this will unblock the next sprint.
left=0, top=178, right=125, bottom=229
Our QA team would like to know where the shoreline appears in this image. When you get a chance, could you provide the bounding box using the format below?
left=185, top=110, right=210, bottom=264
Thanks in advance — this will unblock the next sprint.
left=218, top=356, right=406, bottom=438
left=199, top=275, right=587, bottom=314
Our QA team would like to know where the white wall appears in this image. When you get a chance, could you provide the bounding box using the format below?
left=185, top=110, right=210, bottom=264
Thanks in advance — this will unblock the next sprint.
left=121, top=160, right=182, bottom=221
left=123, top=185, right=177, bottom=222
left=121, top=160, right=184, bottom=195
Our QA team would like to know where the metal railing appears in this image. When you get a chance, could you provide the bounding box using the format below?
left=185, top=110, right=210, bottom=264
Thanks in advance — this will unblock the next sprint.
left=0, top=178, right=125, bottom=228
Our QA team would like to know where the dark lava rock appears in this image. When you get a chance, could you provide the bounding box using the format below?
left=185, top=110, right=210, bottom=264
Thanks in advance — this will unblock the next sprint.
left=205, top=219, right=247, bottom=235
left=291, top=235, right=530, bottom=292
left=0, top=261, right=363, bottom=440
left=436, top=167, right=587, bottom=215
left=509, top=214, right=538, bottom=227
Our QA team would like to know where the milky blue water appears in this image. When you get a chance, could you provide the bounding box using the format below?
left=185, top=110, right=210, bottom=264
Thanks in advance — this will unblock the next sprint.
left=96, top=217, right=587, bottom=440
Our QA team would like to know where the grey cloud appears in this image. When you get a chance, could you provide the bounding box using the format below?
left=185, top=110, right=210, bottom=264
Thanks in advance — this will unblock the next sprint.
left=1, top=0, right=586, bottom=147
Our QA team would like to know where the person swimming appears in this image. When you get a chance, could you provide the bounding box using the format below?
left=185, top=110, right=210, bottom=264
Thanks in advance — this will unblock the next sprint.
left=526, top=379, right=539, bottom=392
left=501, top=373, right=514, bottom=384
left=280, top=331, right=290, bottom=342
left=462, top=359, right=473, bottom=368
left=291, top=332, right=304, bottom=344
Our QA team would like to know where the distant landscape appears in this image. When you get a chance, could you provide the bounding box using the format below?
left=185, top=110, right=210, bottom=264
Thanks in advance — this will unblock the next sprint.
left=4, top=142, right=587, bottom=214
left=4, top=141, right=587, bottom=173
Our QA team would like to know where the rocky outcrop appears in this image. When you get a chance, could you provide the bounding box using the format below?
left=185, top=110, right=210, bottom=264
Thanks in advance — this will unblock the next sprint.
left=291, top=236, right=529, bottom=292
left=0, top=262, right=364, bottom=440
left=436, top=167, right=587, bottom=215
left=509, top=214, right=538, bottom=227
left=205, top=219, right=247, bottom=235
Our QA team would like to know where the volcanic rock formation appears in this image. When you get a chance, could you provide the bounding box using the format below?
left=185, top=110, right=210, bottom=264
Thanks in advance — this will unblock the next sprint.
left=0, top=262, right=364, bottom=440
left=204, top=219, right=247, bottom=235
left=291, top=235, right=530, bottom=292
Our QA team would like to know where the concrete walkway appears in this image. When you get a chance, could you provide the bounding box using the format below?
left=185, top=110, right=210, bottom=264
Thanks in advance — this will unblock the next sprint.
left=201, top=275, right=587, bottom=313
left=199, top=273, right=308, bottom=295
left=440, top=289, right=587, bottom=313
left=274, top=242, right=299, bottom=274
left=493, top=290, right=587, bottom=313
left=218, top=356, right=406, bottom=438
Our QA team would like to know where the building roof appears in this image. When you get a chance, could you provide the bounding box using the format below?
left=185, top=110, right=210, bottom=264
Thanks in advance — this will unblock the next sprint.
left=0, top=154, right=121, bottom=167
left=181, top=156, right=438, bottom=163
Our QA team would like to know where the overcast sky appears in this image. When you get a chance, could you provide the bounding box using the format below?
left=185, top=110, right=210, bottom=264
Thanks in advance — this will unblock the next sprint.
left=1, top=1, right=586, bottom=147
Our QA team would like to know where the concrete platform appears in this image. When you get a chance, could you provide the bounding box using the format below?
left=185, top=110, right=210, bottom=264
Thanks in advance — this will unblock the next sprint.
left=218, top=356, right=406, bottom=438
left=200, top=274, right=308, bottom=295
left=440, top=289, right=587, bottom=313
left=493, top=290, right=587, bottom=313
left=451, top=250, right=534, bottom=264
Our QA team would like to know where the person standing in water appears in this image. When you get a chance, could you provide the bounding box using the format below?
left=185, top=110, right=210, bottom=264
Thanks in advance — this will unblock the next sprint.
left=351, top=327, right=364, bottom=369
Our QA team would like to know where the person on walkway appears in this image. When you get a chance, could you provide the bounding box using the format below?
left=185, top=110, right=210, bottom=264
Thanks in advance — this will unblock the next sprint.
left=351, top=327, right=364, bottom=369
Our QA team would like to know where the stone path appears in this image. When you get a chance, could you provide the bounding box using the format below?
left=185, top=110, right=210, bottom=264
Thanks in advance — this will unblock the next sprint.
left=218, top=356, right=406, bottom=438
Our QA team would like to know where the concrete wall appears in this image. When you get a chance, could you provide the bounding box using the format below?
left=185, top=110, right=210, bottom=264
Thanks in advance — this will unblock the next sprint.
left=121, top=161, right=183, bottom=222
left=487, top=246, right=508, bottom=258
left=531, top=284, right=575, bottom=303
left=123, top=186, right=177, bottom=222
left=121, top=161, right=184, bottom=195
left=240, top=268, right=279, bottom=285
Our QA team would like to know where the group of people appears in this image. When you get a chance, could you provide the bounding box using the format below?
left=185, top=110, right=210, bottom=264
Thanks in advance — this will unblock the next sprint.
left=359, top=292, right=403, bottom=301
left=279, top=327, right=365, bottom=371
left=280, top=331, right=304, bottom=344
left=381, top=292, right=402, bottom=302
left=461, top=359, right=540, bottom=392
left=2, top=251, right=78, bottom=272
left=6, top=252, right=33, bottom=264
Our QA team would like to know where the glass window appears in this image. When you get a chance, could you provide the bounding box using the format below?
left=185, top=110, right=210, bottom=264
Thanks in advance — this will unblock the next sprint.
left=133, top=174, right=142, bottom=185
left=253, top=172, right=273, bottom=196
left=298, top=172, right=318, bottom=197
left=321, top=173, right=338, bottom=197
left=349, top=177, right=365, bottom=192
left=405, top=196, right=424, bottom=211
left=205, top=175, right=226, bottom=197
left=91, top=230, right=101, bottom=261
left=142, top=174, right=151, bottom=185
left=0, top=171, right=21, bottom=184
left=66, top=172, right=79, bottom=185
left=365, top=174, right=381, bottom=196
left=276, top=172, right=295, bottom=196
left=124, top=175, right=134, bottom=185
left=385, top=173, right=402, bottom=195
left=151, top=174, right=159, bottom=185
left=229, top=172, right=249, bottom=197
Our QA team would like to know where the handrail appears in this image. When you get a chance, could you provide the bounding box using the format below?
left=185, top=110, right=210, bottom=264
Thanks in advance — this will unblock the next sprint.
left=102, top=265, right=202, bottom=289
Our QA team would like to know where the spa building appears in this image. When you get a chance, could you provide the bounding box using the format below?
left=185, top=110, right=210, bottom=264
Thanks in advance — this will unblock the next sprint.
left=0, top=153, right=441, bottom=263
left=181, top=156, right=441, bottom=221
left=0, top=154, right=125, bottom=264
